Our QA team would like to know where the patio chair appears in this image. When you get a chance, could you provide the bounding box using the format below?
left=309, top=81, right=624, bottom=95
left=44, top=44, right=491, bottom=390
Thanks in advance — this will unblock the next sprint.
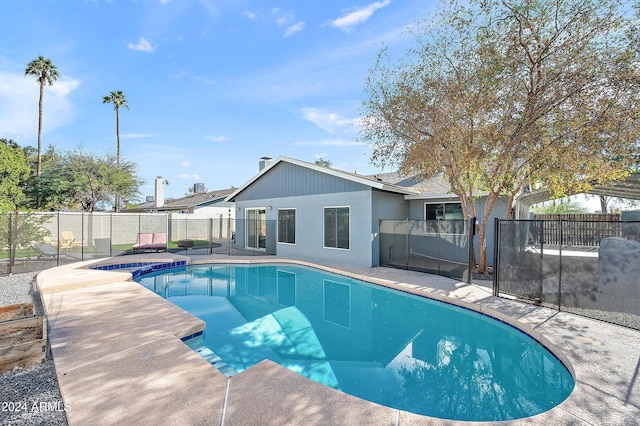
left=94, top=238, right=111, bottom=256
left=43, top=236, right=59, bottom=248
left=34, top=242, right=58, bottom=259
left=60, top=231, right=82, bottom=250
left=34, top=242, right=90, bottom=261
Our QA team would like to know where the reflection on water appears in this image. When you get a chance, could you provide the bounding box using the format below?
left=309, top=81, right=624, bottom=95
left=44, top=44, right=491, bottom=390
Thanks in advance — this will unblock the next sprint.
left=137, top=264, right=574, bottom=421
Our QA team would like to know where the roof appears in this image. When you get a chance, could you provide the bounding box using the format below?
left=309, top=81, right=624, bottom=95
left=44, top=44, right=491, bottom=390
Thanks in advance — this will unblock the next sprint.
left=226, top=156, right=420, bottom=201
left=127, top=187, right=236, bottom=212
left=376, top=172, right=459, bottom=200
left=515, top=173, right=640, bottom=207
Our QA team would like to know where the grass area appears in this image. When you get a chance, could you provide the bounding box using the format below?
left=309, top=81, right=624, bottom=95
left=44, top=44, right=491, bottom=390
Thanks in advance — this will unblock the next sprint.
left=0, top=239, right=220, bottom=260
left=0, top=248, right=40, bottom=260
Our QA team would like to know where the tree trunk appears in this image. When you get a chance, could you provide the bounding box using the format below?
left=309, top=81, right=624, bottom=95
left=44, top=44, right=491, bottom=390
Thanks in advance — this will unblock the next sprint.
left=36, top=78, right=45, bottom=210
left=476, top=192, right=500, bottom=274
left=115, top=108, right=120, bottom=213
left=599, top=196, right=608, bottom=213
left=477, top=221, right=488, bottom=273
left=37, top=79, right=44, bottom=177
left=116, top=108, right=120, bottom=166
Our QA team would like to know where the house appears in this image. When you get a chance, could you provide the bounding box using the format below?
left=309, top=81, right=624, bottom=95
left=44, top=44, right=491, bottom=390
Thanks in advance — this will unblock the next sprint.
left=127, top=178, right=236, bottom=220
left=226, top=156, right=509, bottom=268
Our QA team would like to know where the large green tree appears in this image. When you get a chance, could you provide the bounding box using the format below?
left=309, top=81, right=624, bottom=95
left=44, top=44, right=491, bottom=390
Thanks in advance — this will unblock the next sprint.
left=0, top=139, right=31, bottom=213
left=360, top=0, right=640, bottom=273
left=52, top=148, right=142, bottom=212
left=26, top=145, right=69, bottom=211
left=24, top=56, right=60, bottom=178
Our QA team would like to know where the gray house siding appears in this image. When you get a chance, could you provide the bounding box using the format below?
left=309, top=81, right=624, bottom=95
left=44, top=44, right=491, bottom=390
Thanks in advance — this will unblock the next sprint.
left=234, top=162, right=367, bottom=201
left=235, top=190, right=375, bottom=267
left=371, top=190, right=410, bottom=266
left=232, top=158, right=523, bottom=268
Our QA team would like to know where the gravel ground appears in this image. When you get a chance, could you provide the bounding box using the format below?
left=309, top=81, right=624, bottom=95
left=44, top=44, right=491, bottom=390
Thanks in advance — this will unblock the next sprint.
left=0, top=272, right=67, bottom=426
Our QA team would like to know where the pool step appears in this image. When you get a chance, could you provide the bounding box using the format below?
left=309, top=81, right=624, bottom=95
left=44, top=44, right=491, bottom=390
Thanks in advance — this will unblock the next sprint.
left=196, top=347, right=238, bottom=377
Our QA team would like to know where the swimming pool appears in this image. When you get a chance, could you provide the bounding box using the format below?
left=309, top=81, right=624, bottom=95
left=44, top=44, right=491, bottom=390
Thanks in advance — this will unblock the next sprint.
left=135, top=263, right=574, bottom=421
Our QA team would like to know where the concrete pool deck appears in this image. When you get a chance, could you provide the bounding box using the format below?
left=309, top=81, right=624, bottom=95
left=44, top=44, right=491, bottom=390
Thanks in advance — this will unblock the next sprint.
left=35, top=254, right=639, bottom=425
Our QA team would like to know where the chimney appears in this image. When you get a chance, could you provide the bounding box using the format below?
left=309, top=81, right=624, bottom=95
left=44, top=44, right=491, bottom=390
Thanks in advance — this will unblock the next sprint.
left=154, top=176, right=165, bottom=208
left=193, top=183, right=206, bottom=194
left=259, top=157, right=273, bottom=171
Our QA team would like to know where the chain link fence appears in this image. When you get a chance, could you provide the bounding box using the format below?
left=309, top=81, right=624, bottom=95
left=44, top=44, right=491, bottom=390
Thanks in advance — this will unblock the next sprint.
left=494, top=218, right=640, bottom=330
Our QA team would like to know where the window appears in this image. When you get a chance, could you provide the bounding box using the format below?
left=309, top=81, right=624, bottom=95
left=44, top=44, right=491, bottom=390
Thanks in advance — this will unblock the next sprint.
left=425, top=202, right=466, bottom=234
left=425, top=202, right=463, bottom=220
left=277, top=209, right=296, bottom=244
left=324, top=207, right=350, bottom=249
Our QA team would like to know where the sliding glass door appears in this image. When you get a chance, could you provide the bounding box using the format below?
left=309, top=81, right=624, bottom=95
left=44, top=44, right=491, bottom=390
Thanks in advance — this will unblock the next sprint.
left=246, top=208, right=266, bottom=249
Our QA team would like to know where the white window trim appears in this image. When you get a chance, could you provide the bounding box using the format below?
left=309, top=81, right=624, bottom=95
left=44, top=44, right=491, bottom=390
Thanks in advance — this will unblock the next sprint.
left=323, top=206, right=351, bottom=250
left=277, top=208, right=296, bottom=246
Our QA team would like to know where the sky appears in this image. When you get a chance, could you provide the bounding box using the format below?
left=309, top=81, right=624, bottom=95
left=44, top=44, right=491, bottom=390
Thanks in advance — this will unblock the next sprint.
left=1, top=0, right=439, bottom=201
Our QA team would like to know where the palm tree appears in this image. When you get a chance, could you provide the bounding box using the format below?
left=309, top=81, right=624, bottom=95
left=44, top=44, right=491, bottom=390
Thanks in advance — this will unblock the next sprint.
left=103, top=91, right=129, bottom=212
left=102, top=90, right=129, bottom=166
left=24, top=56, right=60, bottom=177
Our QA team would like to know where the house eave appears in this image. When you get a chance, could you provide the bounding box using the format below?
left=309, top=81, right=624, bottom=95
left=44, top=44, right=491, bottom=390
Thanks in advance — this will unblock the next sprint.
left=226, top=156, right=418, bottom=201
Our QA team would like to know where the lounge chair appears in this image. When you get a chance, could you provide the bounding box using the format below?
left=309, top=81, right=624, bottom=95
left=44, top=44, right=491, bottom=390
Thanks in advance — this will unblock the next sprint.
left=34, top=242, right=58, bottom=259
left=132, top=233, right=167, bottom=252
left=34, top=242, right=90, bottom=260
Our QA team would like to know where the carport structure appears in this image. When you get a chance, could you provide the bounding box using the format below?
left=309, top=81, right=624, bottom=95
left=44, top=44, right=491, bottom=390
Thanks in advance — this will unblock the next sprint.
left=514, top=172, right=640, bottom=218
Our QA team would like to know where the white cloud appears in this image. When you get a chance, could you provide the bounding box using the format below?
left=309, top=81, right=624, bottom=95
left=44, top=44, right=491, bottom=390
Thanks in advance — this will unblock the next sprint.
left=330, top=0, right=392, bottom=31
left=0, top=71, right=79, bottom=141
left=292, top=138, right=365, bottom=147
left=284, top=22, right=305, bottom=38
left=197, top=0, right=218, bottom=17
left=180, top=161, right=190, bottom=167
left=179, top=173, right=201, bottom=180
left=276, top=15, right=292, bottom=26
left=159, top=0, right=170, bottom=4
left=272, top=9, right=303, bottom=34
left=205, top=135, right=229, bottom=142
left=127, top=37, right=156, bottom=53
left=121, top=133, right=154, bottom=139
left=243, top=10, right=257, bottom=21
left=301, top=107, right=358, bottom=134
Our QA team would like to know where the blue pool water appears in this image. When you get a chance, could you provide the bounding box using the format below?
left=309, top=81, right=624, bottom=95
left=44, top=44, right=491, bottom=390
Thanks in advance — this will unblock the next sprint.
left=135, top=264, right=574, bottom=421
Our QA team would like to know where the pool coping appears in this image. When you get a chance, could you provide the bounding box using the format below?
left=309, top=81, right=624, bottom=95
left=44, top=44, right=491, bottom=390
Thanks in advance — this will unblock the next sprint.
left=36, top=254, right=640, bottom=425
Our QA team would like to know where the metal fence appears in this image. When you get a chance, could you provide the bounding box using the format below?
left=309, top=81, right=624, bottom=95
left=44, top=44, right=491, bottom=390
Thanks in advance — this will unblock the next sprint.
left=379, top=218, right=475, bottom=283
left=0, top=212, right=274, bottom=275
left=494, top=218, right=640, bottom=330
left=531, top=213, right=621, bottom=246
